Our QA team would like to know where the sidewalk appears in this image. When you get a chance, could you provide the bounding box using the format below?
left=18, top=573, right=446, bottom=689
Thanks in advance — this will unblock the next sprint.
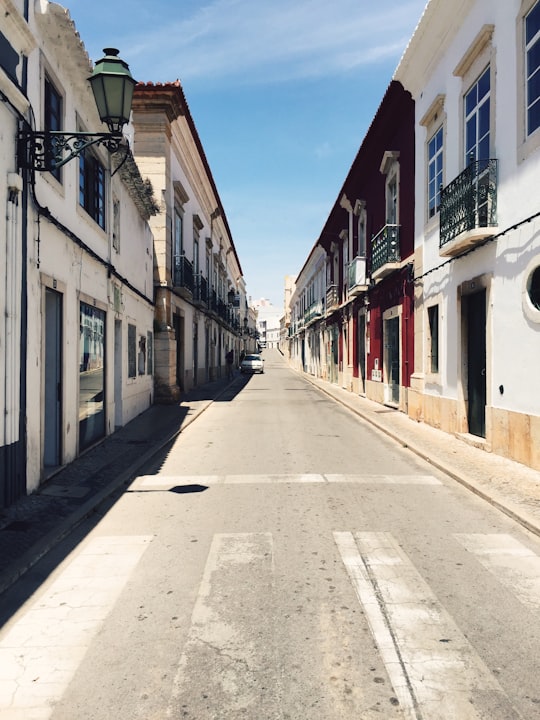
left=304, top=374, right=540, bottom=538
left=1, top=369, right=540, bottom=598
left=0, top=375, right=241, bottom=597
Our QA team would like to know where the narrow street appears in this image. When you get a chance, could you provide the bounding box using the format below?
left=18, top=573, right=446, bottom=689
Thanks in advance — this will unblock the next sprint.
left=1, top=350, right=540, bottom=719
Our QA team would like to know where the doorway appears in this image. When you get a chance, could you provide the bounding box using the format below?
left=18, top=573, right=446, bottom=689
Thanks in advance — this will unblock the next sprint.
left=358, top=313, right=366, bottom=394
left=114, top=319, right=123, bottom=429
left=173, top=313, right=184, bottom=392
left=193, top=320, right=199, bottom=387
left=44, top=288, right=62, bottom=470
left=465, top=290, right=486, bottom=437
left=328, top=325, right=339, bottom=384
left=384, top=316, right=400, bottom=405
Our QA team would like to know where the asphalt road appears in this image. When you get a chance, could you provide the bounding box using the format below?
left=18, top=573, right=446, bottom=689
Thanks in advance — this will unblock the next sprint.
left=1, top=350, right=540, bottom=719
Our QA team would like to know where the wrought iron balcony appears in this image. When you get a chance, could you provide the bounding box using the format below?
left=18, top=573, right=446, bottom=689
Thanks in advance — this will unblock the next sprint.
left=216, top=300, right=227, bottom=321
left=371, top=224, right=400, bottom=281
left=173, top=254, right=194, bottom=294
left=439, top=158, right=498, bottom=256
left=304, top=300, right=323, bottom=326
left=348, top=256, right=369, bottom=296
left=193, top=274, right=208, bottom=306
left=326, top=284, right=339, bottom=314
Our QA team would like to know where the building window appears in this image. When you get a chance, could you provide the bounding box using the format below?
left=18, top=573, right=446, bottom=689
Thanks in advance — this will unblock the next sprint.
left=79, top=151, right=106, bottom=229
left=380, top=151, right=400, bottom=227
left=428, top=126, right=443, bottom=218
left=357, top=209, right=367, bottom=257
left=44, top=76, right=62, bottom=181
left=427, top=304, right=439, bottom=374
left=174, top=210, right=183, bottom=259
left=465, top=66, right=490, bottom=163
left=128, top=323, right=136, bottom=378
left=528, top=266, right=540, bottom=310
left=526, top=2, right=540, bottom=136
left=386, top=175, right=398, bottom=224
left=193, top=236, right=200, bottom=277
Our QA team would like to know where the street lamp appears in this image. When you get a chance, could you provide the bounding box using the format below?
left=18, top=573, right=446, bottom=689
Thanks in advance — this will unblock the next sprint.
left=18, top=48, right=136, bottom=172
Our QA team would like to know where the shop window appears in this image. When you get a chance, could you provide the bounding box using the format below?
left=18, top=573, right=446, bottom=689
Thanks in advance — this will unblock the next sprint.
left=79, top=302, right=105, bottom=450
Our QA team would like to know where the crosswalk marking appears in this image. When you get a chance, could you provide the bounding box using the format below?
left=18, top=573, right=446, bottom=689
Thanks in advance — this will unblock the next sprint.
left=166, top=533, right=274, bottom=718
left=0, top=535, right=152, bottom=720
left=135, top=473, right=441, bottom=488
left=334, top=531, right=518, bottom=720
left=454, top=533, right=540, bottom=610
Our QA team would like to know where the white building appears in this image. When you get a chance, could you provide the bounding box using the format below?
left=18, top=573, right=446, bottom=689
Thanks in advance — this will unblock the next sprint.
left=253, top=298, right=282, bottom=349
left=288, top=249, right=326, bottom=376
left=132, top=81, right=247, bottom=400
left=1, top=1, right=156, bottom=505
left=395, top=0, right=540, bottom=469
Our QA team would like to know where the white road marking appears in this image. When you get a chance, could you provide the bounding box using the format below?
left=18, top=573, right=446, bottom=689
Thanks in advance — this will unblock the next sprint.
left=0, top=535, right=152, bottom=720
left=335, top=531, right=518, bottom=720
left=324, top=474, right=440, bottom=484
left=454, top=533, right=540, bottom=609
left=166, top=532, right=274, bottom=718
left=135, top=473, right=441, bottom=488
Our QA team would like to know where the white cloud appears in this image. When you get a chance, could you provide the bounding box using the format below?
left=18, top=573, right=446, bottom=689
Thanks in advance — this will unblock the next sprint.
left=314, top=141, right=333, bottom=159
left=124, top=0, right=427, bottom=83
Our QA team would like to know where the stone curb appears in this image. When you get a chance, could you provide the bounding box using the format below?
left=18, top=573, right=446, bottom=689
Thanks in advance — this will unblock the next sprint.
left=305, top=375, right=540, bottom=540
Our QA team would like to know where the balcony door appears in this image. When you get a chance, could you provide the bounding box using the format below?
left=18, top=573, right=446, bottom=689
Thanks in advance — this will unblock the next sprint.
left=465, top=66, right=490, bottom=164
left=465, top=67, right=492, bottom=232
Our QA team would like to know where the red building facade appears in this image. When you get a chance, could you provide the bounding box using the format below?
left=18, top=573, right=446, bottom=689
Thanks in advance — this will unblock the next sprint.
left=289, top=80, right=415, bottom=411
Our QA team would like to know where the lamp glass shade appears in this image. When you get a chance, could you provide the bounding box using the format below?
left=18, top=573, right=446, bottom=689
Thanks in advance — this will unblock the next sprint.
left=89, top=48, right=136, bottom=133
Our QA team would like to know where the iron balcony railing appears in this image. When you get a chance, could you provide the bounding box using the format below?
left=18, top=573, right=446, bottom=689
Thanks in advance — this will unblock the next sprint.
left=440, top=158, right=498, bottom=249
left=173, top=254, right=194, bottom=292
left=216, top=300, right=227, bottom=321
left=304, top=300, right=323, bottom=325
left=371, top=224, right=400, bottom=275
left=193, top=274, right=208, bottom=305
left=348, top=255, right=368, bottom=294
left=326, top=284, right=339, bottom=313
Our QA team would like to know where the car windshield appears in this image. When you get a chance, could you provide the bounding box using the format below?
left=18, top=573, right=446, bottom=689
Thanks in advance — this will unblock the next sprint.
left=244, top=355, right=261, bottom=361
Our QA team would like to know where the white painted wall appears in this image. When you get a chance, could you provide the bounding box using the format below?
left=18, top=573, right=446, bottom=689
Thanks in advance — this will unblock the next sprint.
left=19, top=1, right=155, bottom=492
left=397, top=0, right=540, bottom=418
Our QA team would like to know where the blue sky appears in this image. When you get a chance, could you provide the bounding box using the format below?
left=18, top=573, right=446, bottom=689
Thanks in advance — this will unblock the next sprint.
left=66, top=0, right=427, bottom=307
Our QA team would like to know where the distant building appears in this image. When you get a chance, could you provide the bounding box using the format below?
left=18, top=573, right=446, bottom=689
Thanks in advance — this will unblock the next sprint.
left=132, top=81, right=247, bottom=400
left=252, top=299, right=282, bottom=349
left=280, top=276, right=297, bottom=356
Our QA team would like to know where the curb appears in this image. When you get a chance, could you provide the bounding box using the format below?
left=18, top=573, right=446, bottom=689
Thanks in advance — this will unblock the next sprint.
left=305, top=376, right=540, bottom=540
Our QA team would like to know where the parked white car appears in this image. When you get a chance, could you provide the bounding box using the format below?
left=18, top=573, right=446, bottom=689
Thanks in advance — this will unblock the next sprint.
left=241, top=354, right=264, bottom=374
